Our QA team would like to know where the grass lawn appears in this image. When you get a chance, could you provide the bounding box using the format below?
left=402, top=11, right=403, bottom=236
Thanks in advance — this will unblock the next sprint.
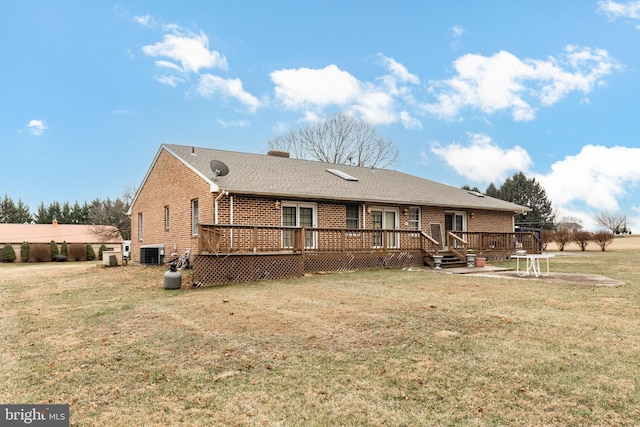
left=1, top=250, right=639, bottom=426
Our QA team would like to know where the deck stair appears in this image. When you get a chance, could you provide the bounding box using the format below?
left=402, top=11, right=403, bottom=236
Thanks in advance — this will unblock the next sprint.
left=424, top=251, right=468, bottom=269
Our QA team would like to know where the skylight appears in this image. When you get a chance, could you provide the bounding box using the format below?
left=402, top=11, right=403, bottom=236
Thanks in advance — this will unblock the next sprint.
left=326, top=168, right=358, bottom=181
left=468, top=191, right=485, bottom=197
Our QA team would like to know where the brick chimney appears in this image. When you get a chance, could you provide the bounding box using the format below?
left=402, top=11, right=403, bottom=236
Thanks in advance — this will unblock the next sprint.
left=267, top=150, right=290, bottom=158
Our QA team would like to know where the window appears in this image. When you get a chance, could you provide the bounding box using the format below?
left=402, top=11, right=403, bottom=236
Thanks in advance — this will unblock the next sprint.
left=164, top=205, right=170, bottom=230
left=137, top=213, right=143, bottom=240
left=409, top=207, right=420, bottom=231
left=191, top=199, right=199, bottom=235
left=346, top=204, right=360, bottom=229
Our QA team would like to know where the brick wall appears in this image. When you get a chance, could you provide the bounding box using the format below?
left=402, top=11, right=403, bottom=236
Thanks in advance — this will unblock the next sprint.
left=130, top=149, right=215, bottom=263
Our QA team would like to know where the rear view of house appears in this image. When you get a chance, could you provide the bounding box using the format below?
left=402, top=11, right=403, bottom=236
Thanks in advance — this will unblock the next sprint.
left=129, top=144, right=534, bottom=285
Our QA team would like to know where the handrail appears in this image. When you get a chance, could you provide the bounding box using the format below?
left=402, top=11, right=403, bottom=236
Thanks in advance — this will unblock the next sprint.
left=447, top=232, right=468, bottom=261
left=421, top=231, right=440, bottom=255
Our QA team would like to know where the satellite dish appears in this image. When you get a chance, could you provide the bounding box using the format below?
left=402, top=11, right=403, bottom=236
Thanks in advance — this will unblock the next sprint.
left=210, top=160, right=229, bottom=180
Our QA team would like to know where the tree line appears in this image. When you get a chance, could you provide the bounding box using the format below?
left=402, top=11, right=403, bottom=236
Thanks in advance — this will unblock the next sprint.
left=0, top=195, right=131, bottom=240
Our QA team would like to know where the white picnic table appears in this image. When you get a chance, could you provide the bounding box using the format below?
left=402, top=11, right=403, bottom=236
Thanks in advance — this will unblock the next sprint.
left=510, top=253, right=555, bottom=277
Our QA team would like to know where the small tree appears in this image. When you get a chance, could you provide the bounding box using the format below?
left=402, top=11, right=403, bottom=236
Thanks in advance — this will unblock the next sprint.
left=98, top=244, right=108, bottom=261
left=68, top=244, right=86, bottom=261
left=541, top=229, right=554, bottom=251
left=50, top=240, right=59, bottom=259
left=572, top=230, right=592, bottom=251
left=20, top=241, right=30, bottom=263
left=2, top=243, right=16, bottom=263
left=86, top=244, right=96, bottom=261
left=30, top=243, right=52, bottom=262
left=61, top=241, right=68, bottom=257
left=552, top=229, right=571, bottom=251
left=592, top=231, right=614, bottom=251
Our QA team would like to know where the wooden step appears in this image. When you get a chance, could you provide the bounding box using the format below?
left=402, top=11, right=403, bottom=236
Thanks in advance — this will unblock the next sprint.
left=424, top=252, right=468, bottom=269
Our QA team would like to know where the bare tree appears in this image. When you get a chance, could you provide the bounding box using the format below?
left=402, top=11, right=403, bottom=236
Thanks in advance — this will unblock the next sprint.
left=552, top=229, right=571, bottom=251
left=268, top=114, right=398, bottom=168
left=592, top=230, right=614, bottom=251
left=572, top=230, right=592, bottom=251
left=596, top=211, right=629, bottom=235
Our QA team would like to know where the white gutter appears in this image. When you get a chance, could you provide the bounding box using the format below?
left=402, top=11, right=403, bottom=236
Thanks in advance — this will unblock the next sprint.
left=214, top=190, right=229, bottom=224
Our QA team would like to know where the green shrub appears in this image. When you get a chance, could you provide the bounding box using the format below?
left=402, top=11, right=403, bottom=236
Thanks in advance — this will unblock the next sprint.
left=20, top=241, right=30, bottom=262
left=86, top=244, right=96, bottom=261
left=61, top=241, right=68, bottom=256
left=50, top=240, right=59, bottom=258
left=98, top=244, right=108, bottom=261
left=53, top=254, right=68, bottom=262
left=2, top=243, right=16, bottom=263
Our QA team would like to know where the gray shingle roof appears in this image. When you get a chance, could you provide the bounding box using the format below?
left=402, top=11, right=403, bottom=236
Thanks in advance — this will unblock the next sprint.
left=164, top=144, right=529, bottom=212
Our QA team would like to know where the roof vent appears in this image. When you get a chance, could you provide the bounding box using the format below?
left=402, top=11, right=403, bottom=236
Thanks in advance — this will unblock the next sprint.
left=327, top=168, right=358, bottom=181
left=267, top=150, right=290, bottom=158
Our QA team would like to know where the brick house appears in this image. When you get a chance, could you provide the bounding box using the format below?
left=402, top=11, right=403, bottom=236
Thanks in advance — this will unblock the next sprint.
left=129, top=144, right=532, bottom=284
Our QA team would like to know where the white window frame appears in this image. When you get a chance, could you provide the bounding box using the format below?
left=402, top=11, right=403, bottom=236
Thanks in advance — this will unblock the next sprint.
left=191, top=199, right=199, bottom=236
left=137, top=212, right=143, bottom=240
left=408, top=207, right=420, bottom=231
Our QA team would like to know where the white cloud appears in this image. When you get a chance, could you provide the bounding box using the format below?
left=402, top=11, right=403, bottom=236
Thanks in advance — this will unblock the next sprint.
left=198, top=74, right=261, bottom=112
left=142, top=28, right=227, bottom=74
left=425, top=46, right=619, bottom=121
left=153, top=74, right=184, bottom=87
left=27, top=119, right=47, bottom=136
left=431, top=133, right=532, bottom=183
left=449, top=25, right=465, bottom=49
left=270, top=56, right=422, bottom=127
left=376, top=54, right=420, bottom=85
left=134, top=14, right=156, bottom=27
left=451, top=25, right=464, bottom=38
left=216, top=118, right=250, bottom=128
left=537, top=145, right=640, bottom=212
left=598, top=0, right=640, bottom=19
left=270, top=64, right=361, bottom=110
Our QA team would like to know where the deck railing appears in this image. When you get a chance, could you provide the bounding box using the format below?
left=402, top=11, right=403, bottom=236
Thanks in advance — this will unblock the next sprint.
left=455, top=231, right=542, bottom=254
left=198, top=224, right=540, bottom=256
left=198, top=224, right=441, bottom=255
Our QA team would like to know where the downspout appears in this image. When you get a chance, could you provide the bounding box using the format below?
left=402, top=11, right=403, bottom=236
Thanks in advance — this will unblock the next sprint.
left=214, top=190, right=229, bottom=224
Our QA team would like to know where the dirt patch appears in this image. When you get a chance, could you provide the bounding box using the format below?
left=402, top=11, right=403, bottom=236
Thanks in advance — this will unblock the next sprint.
left=469, top=270, right=624, bottom=287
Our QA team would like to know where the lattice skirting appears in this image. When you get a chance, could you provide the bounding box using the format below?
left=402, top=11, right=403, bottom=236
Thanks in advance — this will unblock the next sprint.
left=193, top=251, right=424, bottom=287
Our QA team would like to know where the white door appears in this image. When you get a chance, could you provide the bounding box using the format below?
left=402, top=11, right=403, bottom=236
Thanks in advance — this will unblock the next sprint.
left=372, top=208, right=398, bottom=248
left=445, top=212, right=466, bottom=248
left=282, top=203, right=317, bottom=249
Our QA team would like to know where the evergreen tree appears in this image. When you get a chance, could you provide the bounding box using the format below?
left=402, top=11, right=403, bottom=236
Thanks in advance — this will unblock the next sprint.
left=21, top=242, right=30, bottom=262
left=0, top=195, right=29, bottom=223
left=484, top=183, right=500, bottom=198
left=2, top=243, right=16, bottom=262
left=489, top=172, right=554, bottom=229
left=86, top=244, right=96, bottom=261
left=50, top=240, right=59, bottom=258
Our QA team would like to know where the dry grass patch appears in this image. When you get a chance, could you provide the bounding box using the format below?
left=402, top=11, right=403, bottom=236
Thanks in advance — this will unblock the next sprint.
left=1, top=255, right=639, bottom=426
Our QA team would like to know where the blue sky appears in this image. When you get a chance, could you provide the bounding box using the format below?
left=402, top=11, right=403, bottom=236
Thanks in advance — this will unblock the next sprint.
left=3, top=1, right=640, bottom=230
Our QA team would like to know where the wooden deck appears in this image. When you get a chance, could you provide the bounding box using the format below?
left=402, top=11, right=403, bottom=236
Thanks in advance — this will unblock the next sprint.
left=193, top=224, right=541, bottom=286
